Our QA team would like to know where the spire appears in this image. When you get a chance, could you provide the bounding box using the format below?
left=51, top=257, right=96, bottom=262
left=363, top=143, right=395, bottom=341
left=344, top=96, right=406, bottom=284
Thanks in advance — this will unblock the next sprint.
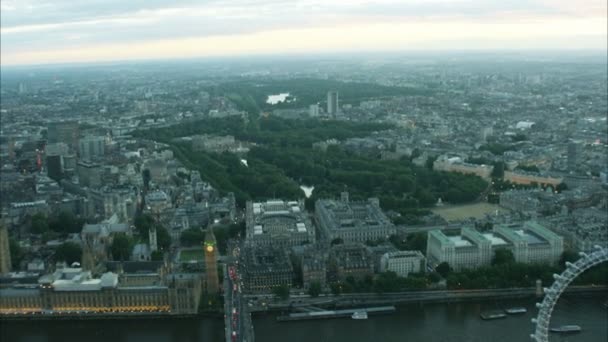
left=81, top=240, right=95, bottom=272
left=149, top=226, right=158, bottom=252
left=0, top=225, right=11, bottom=274
left=204, top=227, right=216, bottom=246
left=204, top=227, right=219, bottom=294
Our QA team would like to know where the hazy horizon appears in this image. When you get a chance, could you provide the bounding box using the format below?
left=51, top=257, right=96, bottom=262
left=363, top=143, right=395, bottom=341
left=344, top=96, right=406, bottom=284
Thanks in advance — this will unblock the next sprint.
left=1, top=49, right=607, bottom=71
left=1, top=0, right=606, bottom=66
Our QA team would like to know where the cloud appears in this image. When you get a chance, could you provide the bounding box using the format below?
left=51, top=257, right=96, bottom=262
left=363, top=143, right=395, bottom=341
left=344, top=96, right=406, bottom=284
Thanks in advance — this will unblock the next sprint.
left=1, top=0, right=606, bottom=65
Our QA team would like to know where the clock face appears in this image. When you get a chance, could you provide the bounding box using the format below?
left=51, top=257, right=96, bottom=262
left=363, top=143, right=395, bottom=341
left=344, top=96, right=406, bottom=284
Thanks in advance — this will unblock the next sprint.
left=206, top=245, right=214, bottom=253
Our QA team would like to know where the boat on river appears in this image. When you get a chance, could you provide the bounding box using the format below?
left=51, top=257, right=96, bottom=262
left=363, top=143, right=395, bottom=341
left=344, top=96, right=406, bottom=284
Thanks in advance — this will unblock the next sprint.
left=480, top=310, right=507, bottom=320
left=550, top=325, right=581, bottom=333
left=505, top=307, right=527, bottom=314
left=351, top=311, right=368, bottom=320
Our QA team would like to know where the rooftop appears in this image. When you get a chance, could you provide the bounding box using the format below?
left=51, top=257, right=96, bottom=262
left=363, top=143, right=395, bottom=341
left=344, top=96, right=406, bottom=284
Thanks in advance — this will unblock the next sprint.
left=482, top=233, right=509, bottom=246
left=514, top=229, right=546, bottom=245
left=448, top=236, right=473, bottom=247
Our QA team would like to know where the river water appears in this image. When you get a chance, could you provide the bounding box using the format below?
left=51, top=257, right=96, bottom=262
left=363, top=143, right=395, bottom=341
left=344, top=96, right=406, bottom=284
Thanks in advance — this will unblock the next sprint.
left=2, top=295, right=606, bottom=342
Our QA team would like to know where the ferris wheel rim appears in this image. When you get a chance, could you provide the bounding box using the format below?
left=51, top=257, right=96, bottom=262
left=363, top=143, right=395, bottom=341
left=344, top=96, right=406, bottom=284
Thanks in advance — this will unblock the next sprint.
left=530, top=245, right=608, bottom=342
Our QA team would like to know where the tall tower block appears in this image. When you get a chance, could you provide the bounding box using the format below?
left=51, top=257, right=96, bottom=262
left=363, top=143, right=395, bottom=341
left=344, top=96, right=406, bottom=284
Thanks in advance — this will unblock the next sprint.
left=204, top=228, right=219, bottom=294
left=327, top=91, right=339, bottom=116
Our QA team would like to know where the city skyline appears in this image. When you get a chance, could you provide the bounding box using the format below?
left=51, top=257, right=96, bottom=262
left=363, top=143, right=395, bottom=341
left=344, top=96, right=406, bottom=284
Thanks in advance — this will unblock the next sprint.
left=1, top=0, right=607, bottom=66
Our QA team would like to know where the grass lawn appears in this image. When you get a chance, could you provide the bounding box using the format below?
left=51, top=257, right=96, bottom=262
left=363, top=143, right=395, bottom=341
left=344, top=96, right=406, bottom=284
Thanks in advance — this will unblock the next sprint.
left=179, top=248, right=204, bottom=262
left=431, top=203, right=508, bottom=222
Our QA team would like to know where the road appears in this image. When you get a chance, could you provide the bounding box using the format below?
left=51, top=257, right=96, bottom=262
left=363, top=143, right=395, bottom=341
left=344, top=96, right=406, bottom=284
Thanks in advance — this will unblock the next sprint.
left=223, top=241, right=254, bottom=342
left=245, top=286, right=608, bottom=312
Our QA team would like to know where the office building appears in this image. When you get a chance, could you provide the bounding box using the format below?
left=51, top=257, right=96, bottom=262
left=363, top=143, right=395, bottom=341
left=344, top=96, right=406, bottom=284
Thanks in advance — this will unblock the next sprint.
left=243, top=246, right=293, bottom=293
left=46, top=155, right=64, bottom=182
left=499, top=189, right=541, bottom=214
left=88, top=187, right=137, bottom=221
left=144, top=158, right=168, bottom=183
left=77, top=161, right=103, bottom=188
left=301, top=246, right=327, bottom=289
left=0, top=266, right=202, bottom=316
left=433, top=155, right=493, bottom=180
left=45, top=142, right=70, bottom=181
left=47, top=121, right=79, bottom=150
left=45, top=142, right=70, bottom=157
left=78, top=136, right=105, bottom=161
left=427, top=222, right=563, bottom=271
left=380, top=251, right=426, bottom=277
left=246, top=199, right=314, bottom=247
left=503, top=170, right=563, bottom=187
left=493, top=222, right=563, bottom=265
left=327, top=91, right=339, bottom=116
left=567, top=141, right=579, bottom=172
left=315, top=192, right=396, bottom=243
left=329, top=243, right=373, bottom=281
left=427, top=227, right=492, bottom=271
left=309, top=104, right=320, bottom=117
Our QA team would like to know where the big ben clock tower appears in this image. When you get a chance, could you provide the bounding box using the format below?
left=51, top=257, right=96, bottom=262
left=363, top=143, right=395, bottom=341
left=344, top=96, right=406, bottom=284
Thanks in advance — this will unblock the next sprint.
left=204, top=228, right=219, bottom=294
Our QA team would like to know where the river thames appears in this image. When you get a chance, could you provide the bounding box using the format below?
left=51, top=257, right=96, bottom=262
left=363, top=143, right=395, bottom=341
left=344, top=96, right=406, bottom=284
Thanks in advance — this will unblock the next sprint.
left=2, top=295, right=606, bottom=342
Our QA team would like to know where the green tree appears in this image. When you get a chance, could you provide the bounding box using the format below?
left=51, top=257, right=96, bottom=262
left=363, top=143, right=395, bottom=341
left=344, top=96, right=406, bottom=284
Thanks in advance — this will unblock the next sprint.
left=55, top=242, right=83, bottom=264
left=110, top=233, right=133, bottom=261
left=405, top=233, right=428, bottom=253
left=511, top=133, right=528, bottom=142
left=134, top=214, right=156, bottom=237
left=30, top=213, right=49, bottom=234
left=180, top=228, right=205, bottom=246
left=516, top=164, right=540, bottom=173
left=492, top=249, right=515, bottom=266
left=151, top=250, right=164, bottom=261
left=436, top=262, right=451, bottom=278
left=272, top=285, right=290, bottom=300
left=48, top=211, right=84, bottom=234
left=559, top=250, right=579, bottom=268
left=330, top=238, right=344, bottom=246
left=414, top=188, right=436, bottom=207
left=308, top=281, right=322, bottom=298
left=156, top=226, right=172, bottom=250
left=142, top=169, right=151, bottom=190
left=330, top=282, right=342, bottom=295
left=9, top=239, right=24, bottom=269
left=374, top=271, right=401, bottom=293
left=491, top=162, right=505, bottom=179
left=425, top=156, right=438, bottom=170
left=427, top=272, right=441, bottom=283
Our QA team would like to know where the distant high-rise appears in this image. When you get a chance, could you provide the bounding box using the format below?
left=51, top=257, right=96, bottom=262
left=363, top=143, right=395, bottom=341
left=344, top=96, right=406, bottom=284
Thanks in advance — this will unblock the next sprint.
left=309, top=104, right=320, bottom=117
left=79, top=136, right=105, bottom=161
left=47, top=121, right=79, bottom=150
left=567, top=141, right=578, bottom=172
left=45, top=143, right=68, bottom=182
left=0, top=225, right=11, bottom=274
left=327, top=91, right=339, bottom=116
left=481, top=127, right=494, bottom=141
left=46, top=155, right=64, bottom=182
left=7, top=138, right=15, bottom=159
left=204, top=228, right=219, bottom=294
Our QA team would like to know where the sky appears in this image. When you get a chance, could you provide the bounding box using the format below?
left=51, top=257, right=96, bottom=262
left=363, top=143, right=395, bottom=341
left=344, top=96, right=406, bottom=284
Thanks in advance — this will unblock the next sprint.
left=1, top=0, right=607, bottom=66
